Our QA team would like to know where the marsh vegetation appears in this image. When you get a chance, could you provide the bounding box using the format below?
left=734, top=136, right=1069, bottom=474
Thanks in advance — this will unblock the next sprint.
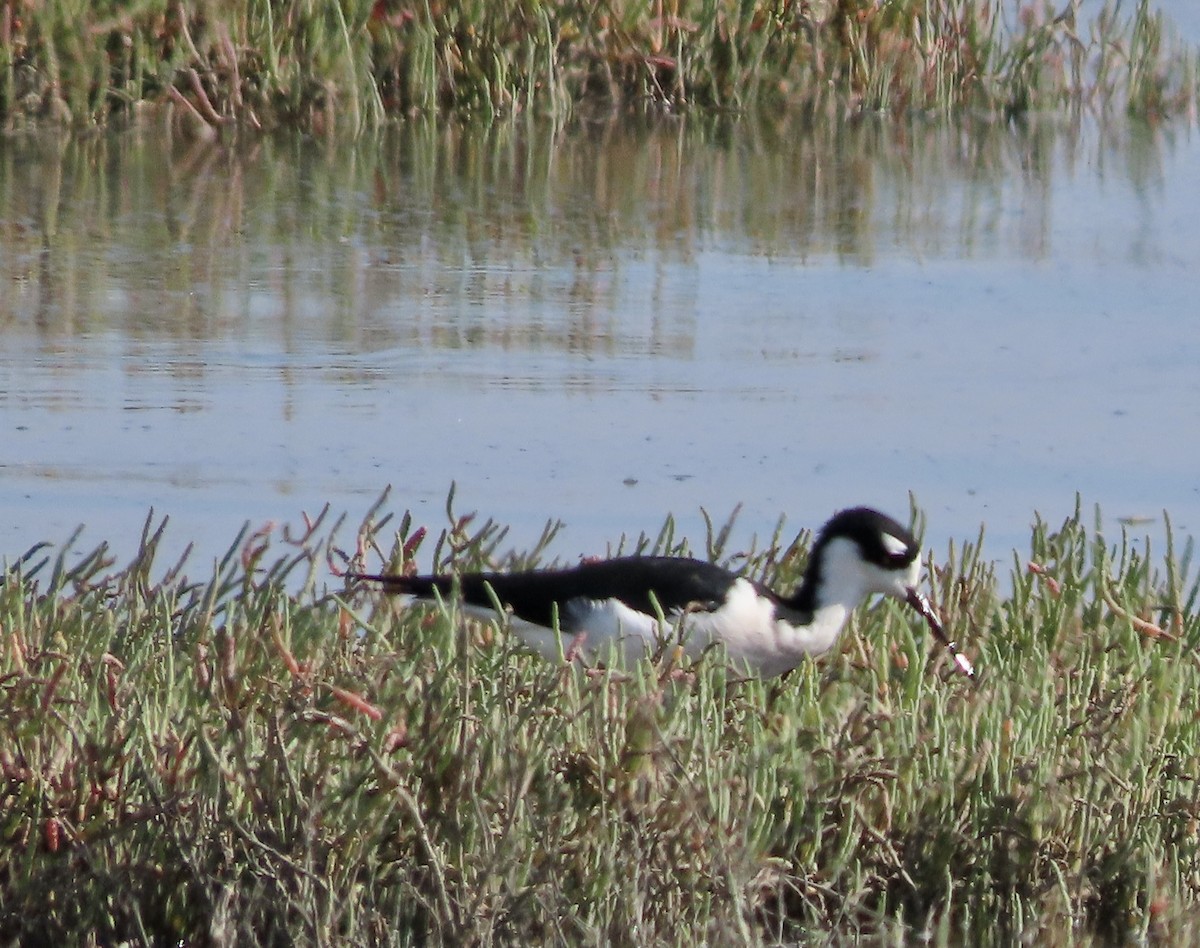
left=2, top=498, right=1197, bottom=942
left=1, top=0, right=1196, bottom=131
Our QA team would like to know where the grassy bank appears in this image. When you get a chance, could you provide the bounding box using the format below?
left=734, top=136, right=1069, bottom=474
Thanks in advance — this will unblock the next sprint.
left=1, top=496, right=1198, bottom=943
left=0, top=0, right=1196, bottom=131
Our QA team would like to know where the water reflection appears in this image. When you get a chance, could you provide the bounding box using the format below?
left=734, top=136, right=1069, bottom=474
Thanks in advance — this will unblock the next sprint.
left=0, top=113, right=1195, bottom=569
left=3, top=114, right=1179, bottom=348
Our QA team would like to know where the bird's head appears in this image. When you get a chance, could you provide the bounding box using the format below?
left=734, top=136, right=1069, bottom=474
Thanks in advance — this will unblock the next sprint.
left=812, top=507, right=975, bottom=681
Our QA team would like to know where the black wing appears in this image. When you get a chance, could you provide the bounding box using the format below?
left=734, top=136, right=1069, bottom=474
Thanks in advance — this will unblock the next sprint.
left=352, top=556, right=747, bottom=627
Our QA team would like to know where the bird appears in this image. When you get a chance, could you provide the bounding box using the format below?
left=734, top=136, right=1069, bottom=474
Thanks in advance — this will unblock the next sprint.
left=346, top=506, right=975, bottom=681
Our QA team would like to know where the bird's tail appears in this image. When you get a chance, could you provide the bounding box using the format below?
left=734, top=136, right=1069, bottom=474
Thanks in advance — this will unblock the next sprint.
left=345, top=572, right=446, bottom=597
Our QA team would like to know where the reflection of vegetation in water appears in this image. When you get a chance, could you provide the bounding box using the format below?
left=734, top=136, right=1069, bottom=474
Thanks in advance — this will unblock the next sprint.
left=0, top=112, right=1177, bottom=356
left=2, top=494, right=1199, bottom=942
left=0, top=1, right=1195, bottom=129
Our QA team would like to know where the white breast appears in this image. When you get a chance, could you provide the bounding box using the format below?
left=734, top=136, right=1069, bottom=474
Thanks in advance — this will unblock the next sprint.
left=678, top=578, right=852, bottom=676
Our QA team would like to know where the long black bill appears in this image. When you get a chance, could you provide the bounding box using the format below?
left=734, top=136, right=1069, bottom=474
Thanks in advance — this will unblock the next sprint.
left=906, top=588, right=976, bottom=682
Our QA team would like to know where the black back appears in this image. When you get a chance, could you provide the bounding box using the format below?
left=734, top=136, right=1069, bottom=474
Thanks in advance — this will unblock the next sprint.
left=400, top=556, right=747, bottom=626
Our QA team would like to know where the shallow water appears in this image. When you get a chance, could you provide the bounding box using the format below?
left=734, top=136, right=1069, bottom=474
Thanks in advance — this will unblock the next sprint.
left=1, top=108, right=1197, bottom=581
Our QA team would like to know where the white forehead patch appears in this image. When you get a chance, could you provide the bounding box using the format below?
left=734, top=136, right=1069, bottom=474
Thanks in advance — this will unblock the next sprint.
left=881, top=532, right=910, bottom=558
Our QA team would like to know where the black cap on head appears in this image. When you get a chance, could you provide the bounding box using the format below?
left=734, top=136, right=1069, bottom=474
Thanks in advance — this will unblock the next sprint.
left=814, top=507, right=919, bottom=570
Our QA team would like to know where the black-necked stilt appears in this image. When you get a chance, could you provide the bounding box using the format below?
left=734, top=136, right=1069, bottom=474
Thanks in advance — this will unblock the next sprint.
left=348, top=507, right=975, bottom=681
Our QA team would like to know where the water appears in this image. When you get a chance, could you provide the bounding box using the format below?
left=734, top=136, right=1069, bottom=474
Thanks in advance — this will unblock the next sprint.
left=1, top=109, right=1197, bottom=582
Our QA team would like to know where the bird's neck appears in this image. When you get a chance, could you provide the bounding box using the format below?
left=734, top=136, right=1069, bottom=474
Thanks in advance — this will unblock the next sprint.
left=776, top=539, right=873, bottom=655
left=787, top=538, right=871, bottom=615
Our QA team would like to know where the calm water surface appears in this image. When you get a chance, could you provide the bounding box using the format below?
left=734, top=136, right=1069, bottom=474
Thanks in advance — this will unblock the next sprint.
left=1, top=108, right=1197, bottom=580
